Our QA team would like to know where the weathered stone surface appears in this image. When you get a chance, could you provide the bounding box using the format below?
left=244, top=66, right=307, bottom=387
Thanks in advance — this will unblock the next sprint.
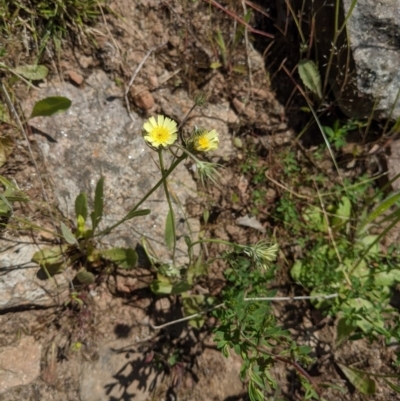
left=24, top=70, right=199, bottom=266
left=0, top=336, right=42, bottom=394
left=342, top=0, right=400, bottom=119
left=291, top=0, right=400, bottom=119
left=0, top=238, right=69, bottom=310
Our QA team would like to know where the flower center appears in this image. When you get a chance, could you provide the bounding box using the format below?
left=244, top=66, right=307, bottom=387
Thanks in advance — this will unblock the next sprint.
left=152, top=127, right=169, bottom=142
left=198, top=136, right=210, bottom=149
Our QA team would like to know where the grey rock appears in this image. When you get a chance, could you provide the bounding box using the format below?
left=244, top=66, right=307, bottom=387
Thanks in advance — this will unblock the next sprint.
left=25, top=70, right=199, bottom=267
left=342, top=0, right=400, bottom=119
left=293, top=0, right=400, bottom=119
left=0, top=336, right=42, bottom=394
left=0, top=238, right=69, bottom=310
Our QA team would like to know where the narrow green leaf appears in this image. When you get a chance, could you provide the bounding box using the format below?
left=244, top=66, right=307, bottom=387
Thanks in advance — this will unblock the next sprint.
left=75, top=192, right=88, bottom=221
left=101, top=247, right=138, bottom=269
left=250, top=371, right=265, bottom=389
left=170, top=281, right=192, bottom=295
left=91, top=177, right=104, bottom=233
left=124, top=208, right=151, bottom=221
left=14, top=64, right=48, bottom=80
left=61, top=222, right=78, bottom=245
left=383, top=378, right=400, bottom=393
left=248, top=380, right=264, bottom=401
left=30, top=96, right=72, bottom=118
left=359, top=191, right=400, bottom=232
left=0, top=194, right=12, bottom=215
left=390, top=117, right=400, bottom=134
left=76, top=269, right=95, bottom=285
left=298, top=59, right=322, bottom=99
left=337, top=363, right=376, bottom=395
left=0, top=103, right=10, bottom=124
left=164, top=209, right=175, bottom=251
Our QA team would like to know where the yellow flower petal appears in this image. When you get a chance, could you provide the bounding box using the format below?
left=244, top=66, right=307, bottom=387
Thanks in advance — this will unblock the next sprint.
left=193, top=129, right=219, bottom=152
left=142, top=115, right=178, bottom=148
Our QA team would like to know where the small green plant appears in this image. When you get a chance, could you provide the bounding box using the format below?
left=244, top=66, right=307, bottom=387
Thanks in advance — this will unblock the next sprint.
left=0, top=175, right=28, bottom=221
left=210, top=9, right=252, bottom=74
left=214, top=249, right=318, bottom=401
left=0, top=0, right=103, bottom=58
left=322, top=120, right=360, bottom=150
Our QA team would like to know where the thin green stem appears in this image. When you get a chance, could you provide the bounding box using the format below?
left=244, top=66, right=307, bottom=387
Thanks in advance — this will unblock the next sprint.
left=159, top=149, right=177, bottom=262
left=96, top=153, right=187, bottom=237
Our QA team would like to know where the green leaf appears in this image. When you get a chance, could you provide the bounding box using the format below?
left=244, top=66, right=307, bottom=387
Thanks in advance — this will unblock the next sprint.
left=290, top=260, right=304, bottom=283
left=124, top=208, right=151, bottom=221
left=100, top=247, right=138, bottom=269
left=0, top=102, right=10, bottom=124
left=298, top=59, right=322, bottom=99
left=248, top=379, right=264, bottom=401
left=336, top=317, right=356, bottom=346
left=90, top=177, right=104, bottom=233
left=164, top=209, right=175, bottom=251
left=374, top=267, right=400, bottom=287
left=250, top=370, right=265, bottom=389
left=187, top=255, right=207, bottom=285
left=14, top=64, right=48, bottom=80
left=210, top=62, right=222, bottom=69
left=170, top=281, right=192, bottom=295
left=30, top=96, right=72, bottom=118
left=182, top=293, right=206, bottom=329
left=337, top=364, right=376, bottom=395
left=76, top=269, right=95, bottom=285
left=32, top=245, right=68, bottom=266
left=150, top=278, right=173, bottom=294
left=358, top=191, right=400, bottom=233
left=0, top=135, right=14, bottom=168
left=150, top=275, right=191, bottom=295
left=302, top=205, right=327, bottom=232
left=75, top=192, right=88, bottom=221
left=0, top=194, right=12, bottom=216
left=61, top=222, right=78, bottom=245
left=332, top=196, right=351, bottom=228
left=390, top=117, right=400, bottom=134
left=32, top=245, right=69, bottom=277
left=383, top=378, right=400, bottom=393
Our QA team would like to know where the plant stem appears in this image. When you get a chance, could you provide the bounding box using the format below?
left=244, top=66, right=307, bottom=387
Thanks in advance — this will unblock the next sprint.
left=159, top=149, right=177, bottom=262
left=96, top=153, right=187, bottom=237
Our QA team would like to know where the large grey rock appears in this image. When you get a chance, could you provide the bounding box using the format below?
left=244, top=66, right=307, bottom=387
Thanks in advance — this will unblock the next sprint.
left=342, top=0, right=400, bottom=119
left=290, top=0, right=400, bottom=119
left=25, top=71, right=199, bottom=266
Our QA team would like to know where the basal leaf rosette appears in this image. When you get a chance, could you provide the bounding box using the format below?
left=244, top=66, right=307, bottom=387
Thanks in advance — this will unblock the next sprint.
left=143, top=115, right=178, bottom=149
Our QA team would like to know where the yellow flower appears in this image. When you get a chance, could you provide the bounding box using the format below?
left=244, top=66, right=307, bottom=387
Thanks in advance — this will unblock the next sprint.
left=143, top=115, right=178, bottom=148
left=192, top=129, right=219, bottom=152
